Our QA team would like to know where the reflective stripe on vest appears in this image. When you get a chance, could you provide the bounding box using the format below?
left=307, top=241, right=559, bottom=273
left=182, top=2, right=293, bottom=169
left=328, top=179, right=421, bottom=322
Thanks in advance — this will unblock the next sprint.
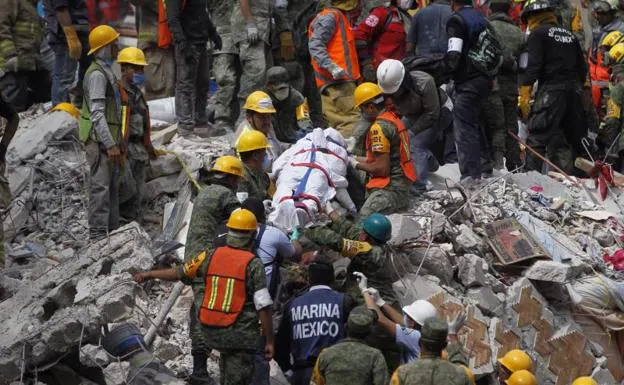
left=199, top=246, right=255, bottom=327
left=79, top=62, right=123, bottom=143
left=365, top=111, right=417, bottom=189
left=308, top=8, right=360, bottom=89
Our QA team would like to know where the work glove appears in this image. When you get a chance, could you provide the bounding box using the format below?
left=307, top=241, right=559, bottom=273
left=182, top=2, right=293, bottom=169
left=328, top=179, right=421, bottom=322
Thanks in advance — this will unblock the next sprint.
left=280, top=31, right=295, bottom=61
left=446, top=310, right=466, bottom=334
left=4, top=57, right=18, bottom=72
left=518, top=85, right=532, bottom=121
left=353, top=271, right=368, bottom=292
left=330, top=64, right=346, bottom=80
left=290, top=228, right=301, bottom=241
left=364, top=287, right=386, bottom=307
left=63, top=26, right=82, bottom=60
left=348, top=156, right=359, bottom=169
left=325, top=201, right=336, bottom=215
left=246, top=21, right=261, bottom=45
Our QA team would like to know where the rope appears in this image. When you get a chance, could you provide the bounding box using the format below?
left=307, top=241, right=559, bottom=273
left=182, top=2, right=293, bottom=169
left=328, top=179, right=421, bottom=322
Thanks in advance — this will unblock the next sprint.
left=161, top=149, right=202, bottom=192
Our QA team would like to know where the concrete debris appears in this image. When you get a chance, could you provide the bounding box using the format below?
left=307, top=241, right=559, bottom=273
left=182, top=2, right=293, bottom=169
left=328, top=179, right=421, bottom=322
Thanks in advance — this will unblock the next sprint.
left=525, top=260, right=585, bottom=284
left=457, top=254, right=487, bottom=288
left=467, top=286, right=503, bottom=317
left=79, top=344, right=111, bottom=368
left=453, top=224, right=485, bottom=254
left=387, top=214, right=422, bottom=245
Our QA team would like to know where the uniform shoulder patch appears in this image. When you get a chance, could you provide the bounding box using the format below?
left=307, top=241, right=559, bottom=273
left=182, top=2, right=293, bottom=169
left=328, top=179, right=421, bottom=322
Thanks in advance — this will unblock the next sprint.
left=342, top=239, right=373, bottom=258
left=365, top=14, right=379, bottom=27
left=607, top=98, right=622, bottom=119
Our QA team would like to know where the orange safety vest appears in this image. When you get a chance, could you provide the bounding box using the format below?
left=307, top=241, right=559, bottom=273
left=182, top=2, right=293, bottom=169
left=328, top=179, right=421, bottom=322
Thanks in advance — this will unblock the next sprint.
left=198, top=246, right=255, bottom=327
left=365, top=111, right=417, bottom=189
left=589, top=45, right=611, bottom=113
left=158, top=0, right=186, bottom=49
left=308, top=7, right=360, bottom=89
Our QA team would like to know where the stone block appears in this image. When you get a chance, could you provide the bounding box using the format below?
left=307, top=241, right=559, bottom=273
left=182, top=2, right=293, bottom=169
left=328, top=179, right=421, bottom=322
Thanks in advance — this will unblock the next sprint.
left=80, top=344, right=110, bottom=367
left=148, top=154, right=181, bottom=180
left=387, top=214, right=422, bottom=245
left=102, top=361, right=130, bottom=385
left=144, top=173, right=181, bottom=200
left=593, top=368, right=617, bottom=385
left=458, top=254, right=487, bottom=288
left=467, top=286, right=503, bottom=317
left=404, top=246, right=454, bottom=284
left=454, top=224, right=485, bottom=254
left=525, top=261, right=582, bottom=284
left=154, top=340, right=183, bottom=362
left=392, top=274, right=444, bottom=306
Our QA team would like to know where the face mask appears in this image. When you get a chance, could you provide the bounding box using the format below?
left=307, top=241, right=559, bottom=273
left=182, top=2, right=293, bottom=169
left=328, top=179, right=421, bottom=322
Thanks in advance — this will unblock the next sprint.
left=403, top=315, right=410, bottom=326
left=132, top=72, right=145, bottom=86
left=262, top=152, right=271, bottom=172
left=273, top=87, right=290, bottom=102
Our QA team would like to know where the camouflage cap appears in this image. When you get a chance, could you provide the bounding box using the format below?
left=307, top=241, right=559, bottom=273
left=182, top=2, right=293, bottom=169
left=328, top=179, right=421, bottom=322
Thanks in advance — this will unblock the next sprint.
left=267, top=66, right=291, bottom=85
left=420, top=318, right=449, bottom=343
left=347, top=305, right=376, bottom=335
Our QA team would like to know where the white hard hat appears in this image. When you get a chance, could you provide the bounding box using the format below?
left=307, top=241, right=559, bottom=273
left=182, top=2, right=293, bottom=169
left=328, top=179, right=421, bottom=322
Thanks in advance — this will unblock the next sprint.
left=402, top=300, right=437, bottom=326
left=377, top=59, right=405, bottom=94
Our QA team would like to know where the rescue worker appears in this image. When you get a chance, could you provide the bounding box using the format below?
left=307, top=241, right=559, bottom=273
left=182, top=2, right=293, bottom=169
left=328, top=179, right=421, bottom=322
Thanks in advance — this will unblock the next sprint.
left=445, top=0, right=495, bottom=186
left=497, top=349, right=534, bottom=383
left=485, top=0, right=524, bottom=171
left=364, top=289, right=437, bottom=364
left=389, top=316, right=472, bottom=385
left=309, top=0, right=362, bottom=137
left=353, top=0, right=412, bottom=82
left=376, top=59, right=440, bottom=194
left=505, top=370, right=538, bottom=385
left=590, top=0, right=624, bottom=116
left=233, top=91, right=283, bottom=167
left=264, top=66, right=312, bottom=144
left=129, top=0, right=175, bottom=100
left=275, top=262, right=356, bottom=385
left=236, top=130, right=272, bottom=201
left=133, top=208, right=275, bottom=385
left=572, top=377, right=599, bottom=385
left=406, top=0, right=453, bottom=57
left=212, top=0, right=241, bottom=133
left=555, top=0, right=585, bottom=47
left=184, top=155, right=243, bottom=384
left=519, top=0, right=588, bottom=174
left=0, top=0, right=51, bottom=112
left=0, top=97, right=21, bottom=266
left=79, top=25, right=123, bottom=237
left=598, top=62, right=624, bottom=168
left=304, top=212, right=402, bottom=371
left=43, top=0, right=90, bottom=106
left=312, top=305, right=389, bottom=385
left=116, top=47, right=158, bottom=223
left=350, top=82, right=416, bottom=217
left=165, top=0, right=222, bottom=136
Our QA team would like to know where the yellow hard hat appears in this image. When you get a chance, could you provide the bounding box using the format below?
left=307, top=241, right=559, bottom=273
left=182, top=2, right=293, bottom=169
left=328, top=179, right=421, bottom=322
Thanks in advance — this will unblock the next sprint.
left=354, top=82, right=384, bottom=108
left=88, top=25, right=120, bottom=55
left=460, top=365, right=476, bottom=385
left=505, top=370, right=537, bottom=385
left=227, top=208, right=258, bottom=231
left=609, top=43, right=624, bottom=65
left=601, top=31, right=624, bottom=48
left=572, top=377, right=599, bottom=385
left=211, top=155, right=244, bottom=177
left=51, top=102, right=80, bottom=120
left=237, top=130, right=270, bottom=153
left=332, top=0, right=359, bottom=11
left=498, top=350, right=533, bottom=373
left=117, top=47, right=147, bottom=66
left=243, top=91, right=276, bottom=113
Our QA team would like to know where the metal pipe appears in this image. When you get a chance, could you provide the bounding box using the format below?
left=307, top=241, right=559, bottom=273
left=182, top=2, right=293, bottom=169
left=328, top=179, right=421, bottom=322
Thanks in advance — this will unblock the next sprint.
left=144, top=281, right=185, bottom=346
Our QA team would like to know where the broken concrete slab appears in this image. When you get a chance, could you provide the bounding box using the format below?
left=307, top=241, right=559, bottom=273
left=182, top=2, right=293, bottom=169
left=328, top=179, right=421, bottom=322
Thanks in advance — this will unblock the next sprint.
left=387, top=214, right=422, bottom=245
left=467, top=286, right=503, bottom=317
left=79, top=344, right=111, bottom=368
left=144, top=173, right=182, bottom=201
left=454, top=224, right=485, bottom=254
left=149, top=154, right=182, bottom=180
left=392, top=274, right=444, bottom=306
left=525, top=260, right=585, bottom=284
left=402, top=246, right=454, bottom=285
left=458, top=254, right=487, bottom=288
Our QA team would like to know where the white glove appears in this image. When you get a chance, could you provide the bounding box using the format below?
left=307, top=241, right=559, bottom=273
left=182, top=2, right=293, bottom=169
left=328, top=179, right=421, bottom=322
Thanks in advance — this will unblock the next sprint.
left=446, top=310, right=466, bottom=334
left=364, top=287, right=386, bottom=307
left=246, top=22, right=260, bottom=45
left=330, top=65, right=346, bottom=80
left=325, top=201, right=335, bottom=215
left=353, top=271, right=368, bottom=293
left=263, top=199, right=273, bottom=213
left=348, top=156, right=359, bottom=169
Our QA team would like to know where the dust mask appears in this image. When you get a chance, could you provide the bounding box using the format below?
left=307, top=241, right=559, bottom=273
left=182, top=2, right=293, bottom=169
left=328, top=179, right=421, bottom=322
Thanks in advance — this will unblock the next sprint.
left=262, top=152, right=271, bottom=172
left=273, top=86, right=290, bottom=102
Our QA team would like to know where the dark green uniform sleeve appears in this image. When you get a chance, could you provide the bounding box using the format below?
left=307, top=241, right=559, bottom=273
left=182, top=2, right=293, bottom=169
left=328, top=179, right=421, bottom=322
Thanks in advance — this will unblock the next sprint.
left=329, top=216, right=361, bottom=240
left=372, top=351, right=389, bottom=385
left=447, top=341, right=469, bottom=367
left=304, top=225, right=344, bottom=252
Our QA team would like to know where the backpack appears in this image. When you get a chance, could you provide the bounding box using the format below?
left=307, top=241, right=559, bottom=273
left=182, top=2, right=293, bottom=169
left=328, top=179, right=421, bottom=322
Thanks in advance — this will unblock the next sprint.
left=466, top=22, right=503, bottom=77
left=293, top=1, right=325, bottom=61
left=402, top=53, right=452, bottom=86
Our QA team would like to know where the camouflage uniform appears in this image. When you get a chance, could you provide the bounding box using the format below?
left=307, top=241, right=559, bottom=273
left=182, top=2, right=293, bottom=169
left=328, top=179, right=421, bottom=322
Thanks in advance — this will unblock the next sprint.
left=238, top=164, right=270, bottom=201
left=131, top=0, right=176, bottom=100
left=484, top=10, right=525, bottom=170
left=598, top=67, right=624, bottom=167
left=359, top=118, right=411, bottom=219
left=312, top=306, right=389, bottom=385
left=265, top=66, right=311, bottom=143
left=178, top=238, right=270, bottom=385
left=555, top=0, right=586, bottom=48
left=212, top=0, right=241, bottom=132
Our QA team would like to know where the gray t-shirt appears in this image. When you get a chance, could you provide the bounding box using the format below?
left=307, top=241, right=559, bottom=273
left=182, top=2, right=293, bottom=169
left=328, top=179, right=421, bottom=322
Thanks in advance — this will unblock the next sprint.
left=256, top=225, right=295, bottom=286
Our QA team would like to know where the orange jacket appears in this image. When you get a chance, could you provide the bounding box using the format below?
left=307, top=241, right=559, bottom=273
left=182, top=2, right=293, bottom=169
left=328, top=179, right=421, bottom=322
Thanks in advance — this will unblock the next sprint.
left=365, top=110, right=417, bottom=189
left=198, top=246, right=255, bottom=327
left=308, top=7, right=360, bottom=89
left=589, top=48, right=610, bottom=111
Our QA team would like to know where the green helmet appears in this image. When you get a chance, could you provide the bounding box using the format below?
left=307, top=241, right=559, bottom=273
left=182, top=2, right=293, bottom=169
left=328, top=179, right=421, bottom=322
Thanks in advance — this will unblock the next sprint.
left=362, top=213, right=392, bottom=243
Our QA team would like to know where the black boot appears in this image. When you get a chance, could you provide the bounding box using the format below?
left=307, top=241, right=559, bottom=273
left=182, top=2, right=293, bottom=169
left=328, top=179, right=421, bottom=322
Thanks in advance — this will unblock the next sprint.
left=189, top=352, right=214, bottom=385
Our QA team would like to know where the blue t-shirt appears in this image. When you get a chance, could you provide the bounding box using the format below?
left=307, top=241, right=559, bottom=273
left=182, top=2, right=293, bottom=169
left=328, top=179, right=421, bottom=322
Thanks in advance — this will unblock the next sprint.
left=395, top=324, right=421, bottom=364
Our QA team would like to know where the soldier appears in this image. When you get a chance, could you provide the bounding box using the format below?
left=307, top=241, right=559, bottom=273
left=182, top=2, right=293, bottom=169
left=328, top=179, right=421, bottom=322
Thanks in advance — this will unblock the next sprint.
left=264, top=66, right=312, bottom=144
left=78, top=25, right=122, bottom=237
left=484, top=0, right=524, bottom=171
left=312, top=306, right=389, bottom=385
left=0, top=97, right=21, bottom=266
left=519, top=0, right=587, bottom=173
left=497, top=349, right=534, bottom=383
left=134, top=209, right=274, bottom=385
left=389, top=316, right=472, bottom=385
left=0, top=0, right=51, bottom=112
left=130, top=0, right=175, bottom=100
left=116, top=47, right=159, bottom=223
left=236, top=130, right=272, bottom=201
left=165, top=0, right=222, bottom=136
left=184, top=155, right=243, bottom=383
left=598, top=63, right=624, bottom=169
left=554, top=0, right=585, bottom=47
left=309, top=0, right=362, bottom=137
left=350, top=82, right=416, bottom=217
